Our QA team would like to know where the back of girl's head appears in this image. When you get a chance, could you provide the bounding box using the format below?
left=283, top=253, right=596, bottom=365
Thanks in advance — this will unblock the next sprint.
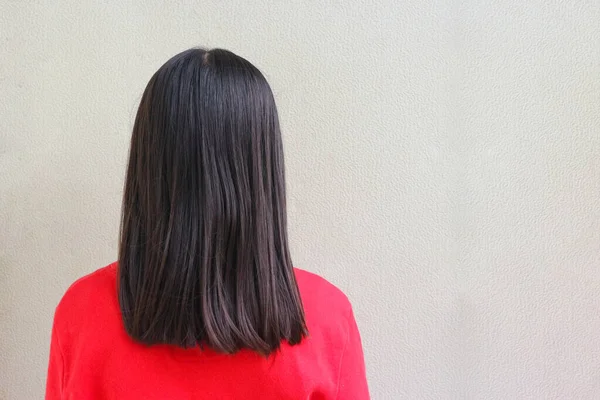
left=118, top=48, right=307, bottom=356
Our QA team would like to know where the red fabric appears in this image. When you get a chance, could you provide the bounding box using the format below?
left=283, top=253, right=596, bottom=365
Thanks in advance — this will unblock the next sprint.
left=46, top=263, right=370, bottom=399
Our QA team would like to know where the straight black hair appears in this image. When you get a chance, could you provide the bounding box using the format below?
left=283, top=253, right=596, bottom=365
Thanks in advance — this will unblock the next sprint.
left=118, top=48, right=307, bottom=356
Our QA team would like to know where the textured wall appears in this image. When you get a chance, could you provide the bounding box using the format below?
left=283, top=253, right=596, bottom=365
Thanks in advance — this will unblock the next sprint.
left=1, top=1, right=599, bottom=399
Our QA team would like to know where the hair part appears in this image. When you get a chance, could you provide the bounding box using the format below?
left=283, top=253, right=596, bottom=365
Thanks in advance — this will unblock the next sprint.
left=118, top=48, right=307, bottom=356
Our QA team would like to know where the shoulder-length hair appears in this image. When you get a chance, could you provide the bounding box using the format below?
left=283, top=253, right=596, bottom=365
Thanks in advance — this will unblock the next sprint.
left=118, top=48, right=307, bottom=356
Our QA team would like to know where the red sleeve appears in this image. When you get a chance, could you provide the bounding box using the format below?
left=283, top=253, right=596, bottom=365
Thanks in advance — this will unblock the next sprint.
left=335, top=307, right=370, bottom=399
left=45, top=317, right=64, bottom=399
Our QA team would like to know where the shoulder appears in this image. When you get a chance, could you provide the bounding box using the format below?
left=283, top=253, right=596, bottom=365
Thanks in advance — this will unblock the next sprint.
left=54, top=262, right=118, bottom=326
left=293, top=268, right=360, bottom=373
left=294, top=268, right=353, bottom=320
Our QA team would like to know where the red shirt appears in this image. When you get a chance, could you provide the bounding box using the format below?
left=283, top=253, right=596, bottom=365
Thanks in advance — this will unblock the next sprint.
left=46, top=263, right=370, bottom=399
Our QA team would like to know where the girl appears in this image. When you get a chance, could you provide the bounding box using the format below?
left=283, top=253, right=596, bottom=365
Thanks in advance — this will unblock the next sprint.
left=46, top=48, right=369, bottom=399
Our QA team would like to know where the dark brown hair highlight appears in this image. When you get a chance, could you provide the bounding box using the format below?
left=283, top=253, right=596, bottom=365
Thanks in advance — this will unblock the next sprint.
left=118, top=48, right=307, bottom=356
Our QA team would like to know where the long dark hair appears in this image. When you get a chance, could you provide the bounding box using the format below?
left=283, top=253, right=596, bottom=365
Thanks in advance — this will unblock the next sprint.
left=118, top=48, right=307, bottom=356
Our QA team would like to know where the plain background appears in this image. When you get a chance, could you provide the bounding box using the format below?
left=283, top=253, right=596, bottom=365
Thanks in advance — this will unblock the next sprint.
left=1, top=1, right=600, bottom=399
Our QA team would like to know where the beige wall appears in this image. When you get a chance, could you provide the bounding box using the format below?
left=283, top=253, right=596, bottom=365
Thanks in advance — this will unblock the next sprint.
left=1, top=1, right=599, bottom=399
